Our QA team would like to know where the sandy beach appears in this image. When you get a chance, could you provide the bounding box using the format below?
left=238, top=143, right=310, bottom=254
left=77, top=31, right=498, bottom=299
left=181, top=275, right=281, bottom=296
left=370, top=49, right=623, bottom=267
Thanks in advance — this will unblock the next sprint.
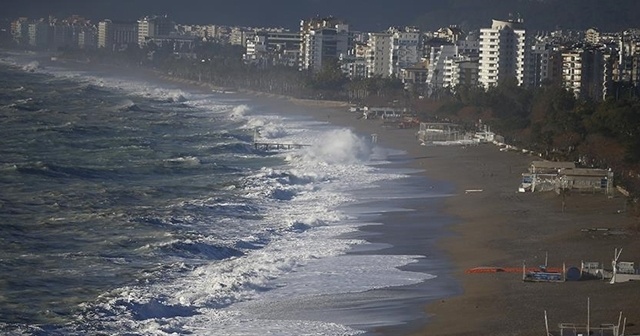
left=255, top=95, right=640, bottom=336
left=133, top=70, right=640, bottom=335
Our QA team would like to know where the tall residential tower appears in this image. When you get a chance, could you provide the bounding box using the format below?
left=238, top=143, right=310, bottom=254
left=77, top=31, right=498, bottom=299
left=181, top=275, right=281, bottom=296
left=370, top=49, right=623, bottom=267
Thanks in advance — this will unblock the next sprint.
left=299, top=17, right=350, bottom=72
left=478, top=18, right=530, bottom=88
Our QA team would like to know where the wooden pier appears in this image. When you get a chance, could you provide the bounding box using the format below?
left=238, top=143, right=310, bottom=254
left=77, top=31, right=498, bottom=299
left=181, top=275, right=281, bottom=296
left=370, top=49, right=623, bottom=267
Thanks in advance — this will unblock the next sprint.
left=252, top=128, right=310, bottom=151
left=253, top=142, right=310, bottom=151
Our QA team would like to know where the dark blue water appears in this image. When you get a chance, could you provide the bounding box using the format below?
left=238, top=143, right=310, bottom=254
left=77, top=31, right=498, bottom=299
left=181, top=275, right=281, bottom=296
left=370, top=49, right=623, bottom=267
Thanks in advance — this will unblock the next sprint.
left=0, top=59, right=276, bottom=333
left=0, top=54, right=453, bottom=336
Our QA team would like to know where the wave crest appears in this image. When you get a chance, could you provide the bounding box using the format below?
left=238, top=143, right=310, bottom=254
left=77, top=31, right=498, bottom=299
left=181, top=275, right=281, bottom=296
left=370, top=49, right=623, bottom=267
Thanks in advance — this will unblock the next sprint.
left=22, top=61, right=40, bottom=72
left=300, top=129, right=372, bottom=165
left=229, top=104, right=250, bottom=119
left=242, top=168, right=327, bottom=201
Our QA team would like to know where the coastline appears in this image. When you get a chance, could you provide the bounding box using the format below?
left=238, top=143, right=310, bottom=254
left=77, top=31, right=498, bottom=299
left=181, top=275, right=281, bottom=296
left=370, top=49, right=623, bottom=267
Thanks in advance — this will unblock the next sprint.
left=42, top=57, right=640, bottom=335
left=241, top=91, right=640, bottom=335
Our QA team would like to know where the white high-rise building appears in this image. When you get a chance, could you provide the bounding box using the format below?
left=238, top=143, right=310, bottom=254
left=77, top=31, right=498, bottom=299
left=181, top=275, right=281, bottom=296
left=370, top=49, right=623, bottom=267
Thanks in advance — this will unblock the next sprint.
left=426, top=37, right=479, bottom=92
left=478, top=18, right=530, bottom=88
left=137, top=15, right=174, bottom=47
left=27, top=20, right=49, bottom=48
left=389, top=27, right=421, bottom=77
left=299, top=17, right=350, bottom=72
left=366, top=32, right=392, bottom=77
left=98, top=20, right=110, bottom=48
left=426, top=43, right=457, bottom=88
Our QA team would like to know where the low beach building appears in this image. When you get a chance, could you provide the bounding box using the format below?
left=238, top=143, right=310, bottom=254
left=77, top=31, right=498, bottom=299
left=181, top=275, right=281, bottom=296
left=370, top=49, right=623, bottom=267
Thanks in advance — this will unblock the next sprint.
left=520, top=160, right=614, bottom=195
left=417, top=122, right=466, bottom=143
left=529, top=160, right=576, bottom=173
left=558, top=168, right=615, bottom=195
left=362, top=106, right=410, bottom=120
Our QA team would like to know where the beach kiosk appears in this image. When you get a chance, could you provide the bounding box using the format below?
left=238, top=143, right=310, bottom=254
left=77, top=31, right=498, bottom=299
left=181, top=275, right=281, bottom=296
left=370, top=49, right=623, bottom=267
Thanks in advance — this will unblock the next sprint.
left=520, top=161, right=575, bottom=192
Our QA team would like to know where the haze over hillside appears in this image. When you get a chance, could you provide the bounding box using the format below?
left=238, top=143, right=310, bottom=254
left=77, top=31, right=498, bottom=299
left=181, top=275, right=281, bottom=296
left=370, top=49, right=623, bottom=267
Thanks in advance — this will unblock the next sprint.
left=411, top=0, right=640, bottom=33
left=3, top=0, right=639, bottom=32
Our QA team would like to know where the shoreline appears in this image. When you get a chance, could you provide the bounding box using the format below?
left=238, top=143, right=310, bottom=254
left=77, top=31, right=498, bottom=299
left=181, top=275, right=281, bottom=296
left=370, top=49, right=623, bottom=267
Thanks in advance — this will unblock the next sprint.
left=244, top=91, right=640, bottom=335
left=124, top=69, right=461, bottom=334
left=41, top=57, right=640, bottom=335
left=150, top=72, right=640, bottom=335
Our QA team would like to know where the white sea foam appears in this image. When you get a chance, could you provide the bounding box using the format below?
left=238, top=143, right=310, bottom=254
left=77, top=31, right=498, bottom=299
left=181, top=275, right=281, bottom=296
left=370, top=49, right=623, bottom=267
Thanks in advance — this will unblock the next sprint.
left=229, top=104, right=250, bottom=119
left=3, top=58, right=441, bottom=335
left=22, top=60, right=40, bottom=72
left=299, top=128, right=372, bottom=165
left=164, top=156, right=201, bottom=166
left=82, top=104, right=435, bottom=335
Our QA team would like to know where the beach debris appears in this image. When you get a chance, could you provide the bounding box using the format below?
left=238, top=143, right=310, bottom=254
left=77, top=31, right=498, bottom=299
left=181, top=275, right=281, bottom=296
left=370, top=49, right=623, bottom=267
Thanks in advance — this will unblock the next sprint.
left=518, top=160, right=614, bottom=195
left=549, top=298, right=626, bottom=336
left=465, top=189, right=483, bottom=193
left=465, top=266, right=562, bottom=274
left=581, top=261, right=606, bottom=280
left=610, top=247, right=640, bottom=284
left=522, top=252, right=566, bottom=282
left=522, top=261, right=566, bottom=282
left=580, top=227, right=627, bottom=236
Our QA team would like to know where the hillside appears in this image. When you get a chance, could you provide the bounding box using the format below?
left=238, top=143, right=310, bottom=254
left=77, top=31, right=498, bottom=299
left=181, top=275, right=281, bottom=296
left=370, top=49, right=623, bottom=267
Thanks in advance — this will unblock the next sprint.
left=410, top=0, right=640, bottom=32
left=3, top=0, right=639, bottom=33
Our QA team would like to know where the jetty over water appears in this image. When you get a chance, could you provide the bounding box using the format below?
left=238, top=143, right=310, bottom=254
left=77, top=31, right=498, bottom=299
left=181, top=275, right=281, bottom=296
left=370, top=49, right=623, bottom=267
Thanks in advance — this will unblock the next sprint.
left=252, top=128, right=310, bottom=151
left=253, top=142, right=310, bottom=151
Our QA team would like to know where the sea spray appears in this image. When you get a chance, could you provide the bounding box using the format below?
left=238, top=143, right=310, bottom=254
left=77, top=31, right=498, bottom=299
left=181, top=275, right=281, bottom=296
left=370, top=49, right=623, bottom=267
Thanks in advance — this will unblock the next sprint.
left=229, top=104, right=250, bottom=119
left=298, top=129, right=372, bottom=165
left=0, top=54, right=441, bottom=336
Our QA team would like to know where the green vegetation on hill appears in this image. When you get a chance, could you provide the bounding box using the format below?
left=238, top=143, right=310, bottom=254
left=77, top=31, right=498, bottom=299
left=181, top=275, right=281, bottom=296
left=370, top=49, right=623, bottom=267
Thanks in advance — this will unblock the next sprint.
left=431, top=79, right=640, bottom=196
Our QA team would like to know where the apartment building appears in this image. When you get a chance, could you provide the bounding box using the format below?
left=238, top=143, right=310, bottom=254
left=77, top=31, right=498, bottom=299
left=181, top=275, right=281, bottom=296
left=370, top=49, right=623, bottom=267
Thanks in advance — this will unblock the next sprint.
left=400, top=64, right=428, bottom=92
left=562, top=46, right=611, bottom=101
left=299, top=17, right=350, bottom=72
left=585, top=28, right=600, bottom=45
left=426, top=37, right=479, bottom=91
left=529, top=42, right=555, bottom=87
left=77, top=26, right=97, bottom=49
left=339, top=41, right=368, bottom=79
left=478, top=18, right=530, bottom=88
left=230, top=27, right=249, bottom=46
left=98, top=20, right=138, bottom=50
left=426, top=42, right=456, bottom=88
left=389, top=27, right=421, bottom=77
left=10, top=18, right=29, bottom=45
left=137, top=15, right=174, bottom=47
left=51, top=22, right=74, bottom=50
left=27, top=20, right=49, bottom=49
left=615, top=31, right=640, bottom=85
left=366, top=32, right=392, bottom=77
left=244, top=30, right=301, bottom=68
left=97, top=20, right=109, bottom=48
left=245, top=34, right=267, bottom=57
left=434, top=25, right=464, bottom=43
left=451, top=58, right=480, bottom=87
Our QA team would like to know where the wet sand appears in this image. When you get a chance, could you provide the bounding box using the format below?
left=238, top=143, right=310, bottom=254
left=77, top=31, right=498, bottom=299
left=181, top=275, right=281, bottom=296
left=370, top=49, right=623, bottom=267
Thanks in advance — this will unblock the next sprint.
left=259, top=95, right=640, bottom=336
left=118, top=69, right=640, bottom=335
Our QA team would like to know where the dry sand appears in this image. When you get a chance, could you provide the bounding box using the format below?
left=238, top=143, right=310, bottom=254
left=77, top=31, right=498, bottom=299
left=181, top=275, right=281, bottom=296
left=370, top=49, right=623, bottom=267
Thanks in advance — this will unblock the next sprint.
left=150, top=74, right=640, bottom=336
left=265, top=95, right=640, bottom=336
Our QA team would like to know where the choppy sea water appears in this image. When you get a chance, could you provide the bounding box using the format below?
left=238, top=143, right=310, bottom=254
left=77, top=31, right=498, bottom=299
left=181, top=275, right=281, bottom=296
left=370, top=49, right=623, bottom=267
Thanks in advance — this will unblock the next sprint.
left=0, top=51, right=454, bottom=335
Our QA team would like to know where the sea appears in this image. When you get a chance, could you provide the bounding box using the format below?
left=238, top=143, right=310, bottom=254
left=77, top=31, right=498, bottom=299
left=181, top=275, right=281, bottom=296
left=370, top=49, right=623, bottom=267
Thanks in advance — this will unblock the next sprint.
left=0, top=51, right=457, bottom=336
